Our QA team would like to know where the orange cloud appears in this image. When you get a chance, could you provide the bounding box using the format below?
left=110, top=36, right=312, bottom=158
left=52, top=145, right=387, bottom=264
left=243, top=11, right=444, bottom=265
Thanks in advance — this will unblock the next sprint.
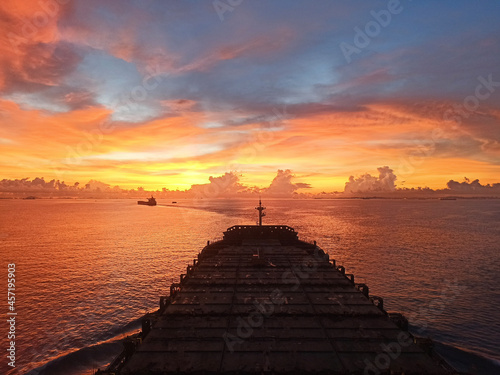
left=0, top=0, right=74, bottom=91
left=1, top=92, right=499, bottom=192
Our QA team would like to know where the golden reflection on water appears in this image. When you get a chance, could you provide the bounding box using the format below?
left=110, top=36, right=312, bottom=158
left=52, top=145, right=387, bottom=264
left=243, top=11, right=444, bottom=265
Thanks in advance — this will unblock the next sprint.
left=0, top=198, right=499, bottom=373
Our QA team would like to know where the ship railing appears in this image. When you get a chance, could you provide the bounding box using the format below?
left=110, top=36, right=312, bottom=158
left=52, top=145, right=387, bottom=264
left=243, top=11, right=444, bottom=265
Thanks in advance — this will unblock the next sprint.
left=225, top=225, right=296, bottom=232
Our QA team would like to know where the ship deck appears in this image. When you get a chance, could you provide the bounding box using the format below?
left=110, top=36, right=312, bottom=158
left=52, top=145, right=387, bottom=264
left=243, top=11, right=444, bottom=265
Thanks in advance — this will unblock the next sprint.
left=109, top=226, right=454, bottom=374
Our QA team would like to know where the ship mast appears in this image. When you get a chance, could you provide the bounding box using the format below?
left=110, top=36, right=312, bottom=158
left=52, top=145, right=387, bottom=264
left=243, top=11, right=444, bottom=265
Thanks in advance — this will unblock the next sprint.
left=255, top=198, right=266, bottom=226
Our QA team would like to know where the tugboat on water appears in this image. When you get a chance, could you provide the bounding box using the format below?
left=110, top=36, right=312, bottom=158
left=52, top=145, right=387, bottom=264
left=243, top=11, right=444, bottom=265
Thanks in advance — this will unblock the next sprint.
left=137, top=196, right=157, bottom=206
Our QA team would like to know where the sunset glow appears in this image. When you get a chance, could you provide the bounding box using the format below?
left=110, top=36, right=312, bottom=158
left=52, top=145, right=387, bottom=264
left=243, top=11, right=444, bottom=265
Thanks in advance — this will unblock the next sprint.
left=1, top=0, right=499, bottom=194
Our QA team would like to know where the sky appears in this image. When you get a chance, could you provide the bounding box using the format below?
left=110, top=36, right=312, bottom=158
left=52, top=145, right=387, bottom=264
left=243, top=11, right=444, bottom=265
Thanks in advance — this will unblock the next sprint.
left=0, top=0, right=499, bottom=194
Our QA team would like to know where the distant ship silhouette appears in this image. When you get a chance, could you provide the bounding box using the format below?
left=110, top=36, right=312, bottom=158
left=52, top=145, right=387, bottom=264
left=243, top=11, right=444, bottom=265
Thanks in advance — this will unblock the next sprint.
left=137, top=196, right=157, bottom=206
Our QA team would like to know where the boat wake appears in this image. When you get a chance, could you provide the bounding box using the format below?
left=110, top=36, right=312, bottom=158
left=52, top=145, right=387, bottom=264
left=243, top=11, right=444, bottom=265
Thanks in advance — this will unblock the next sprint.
left=25, top=316, right=143, bottom=375
left=433, top=341, right=500, bottom=375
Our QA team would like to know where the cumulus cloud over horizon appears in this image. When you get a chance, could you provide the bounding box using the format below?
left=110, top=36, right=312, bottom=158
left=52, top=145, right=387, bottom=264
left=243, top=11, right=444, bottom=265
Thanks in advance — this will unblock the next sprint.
left=189, top=172, right=248, bottom=198
left=264, top=169, right=311, bottom=196
left=447, top=178, right=500, bottom=193
left=344, top=166, right=397, bottom=194
left=2, top=167, right=500, bottom=198
left=0, top=169, right=312, bottom=197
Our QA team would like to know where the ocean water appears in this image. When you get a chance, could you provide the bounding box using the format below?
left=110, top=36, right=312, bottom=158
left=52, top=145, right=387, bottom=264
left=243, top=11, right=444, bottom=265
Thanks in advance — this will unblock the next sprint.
left=0, top=198, right=499, bottom=374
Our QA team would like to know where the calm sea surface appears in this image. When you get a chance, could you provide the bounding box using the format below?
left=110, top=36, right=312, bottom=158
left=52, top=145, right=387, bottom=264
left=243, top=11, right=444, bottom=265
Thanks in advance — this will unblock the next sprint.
left=0, top=198, right=499, bottom=374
